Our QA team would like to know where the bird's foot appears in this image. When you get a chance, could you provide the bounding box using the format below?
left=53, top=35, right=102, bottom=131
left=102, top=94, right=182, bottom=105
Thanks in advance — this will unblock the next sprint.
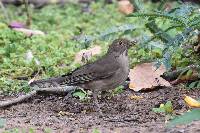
left=63, top=88, right=76, bottom=101
left=93, top=92, right=104, bottom=117
left=94, top=101, right=103, bottom=118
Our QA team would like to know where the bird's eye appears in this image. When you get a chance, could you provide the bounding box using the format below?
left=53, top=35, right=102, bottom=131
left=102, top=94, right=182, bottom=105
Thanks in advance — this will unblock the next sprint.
left=119, top=41, right=123, bottom=45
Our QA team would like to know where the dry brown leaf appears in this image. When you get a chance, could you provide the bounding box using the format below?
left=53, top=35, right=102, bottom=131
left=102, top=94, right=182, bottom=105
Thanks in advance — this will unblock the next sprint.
left=75, top=45, right=102, bottom=64
left=129, top=62, right=171, bottom=91
left=194, top=33, right=200, bottom=53
left=118, top=0, right=134, bottom=15
left=13, top=28, right=45, bottom=37
left=58, top=111, right=74, bottom=116
left=129, top=95, right=143, bottom=100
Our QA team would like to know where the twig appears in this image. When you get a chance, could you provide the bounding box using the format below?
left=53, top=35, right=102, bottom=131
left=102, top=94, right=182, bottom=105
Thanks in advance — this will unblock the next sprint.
left=23, top=0, right=31, bottom=27
left=0, top=90, right=37, bottom=108
left=0, top=86, right=78, bottom=108
left=0, top=0, right=10, bottom=23
left=162, top=65, right=200, bottom=82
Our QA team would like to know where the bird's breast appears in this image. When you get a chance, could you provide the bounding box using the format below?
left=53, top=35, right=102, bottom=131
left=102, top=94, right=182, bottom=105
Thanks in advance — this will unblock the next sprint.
left=96, top=53, right=129, bottom=90
left=117, top=51, right=129, bottom=72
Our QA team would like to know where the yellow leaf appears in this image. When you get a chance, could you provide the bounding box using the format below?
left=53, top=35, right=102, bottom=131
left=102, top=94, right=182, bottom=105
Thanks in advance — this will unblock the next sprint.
left=129, top=83, right=135, bottom=89
left=184, top=95, right=200, bottom=108
left=129, top=95, right=143, bottom=100
left=160, top=104, right=164, bottom=108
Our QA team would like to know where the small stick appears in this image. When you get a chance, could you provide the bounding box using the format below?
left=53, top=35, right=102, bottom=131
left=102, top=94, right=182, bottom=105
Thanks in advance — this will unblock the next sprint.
left=0, top=0, right=10, bottom=23
left=0, top=86, right=77, bottom=108
left=23, top=0, right=31, bottom=27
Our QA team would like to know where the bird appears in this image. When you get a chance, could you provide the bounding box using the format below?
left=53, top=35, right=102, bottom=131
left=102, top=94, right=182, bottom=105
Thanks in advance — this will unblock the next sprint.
left=30, top=38, right=136, bottom=114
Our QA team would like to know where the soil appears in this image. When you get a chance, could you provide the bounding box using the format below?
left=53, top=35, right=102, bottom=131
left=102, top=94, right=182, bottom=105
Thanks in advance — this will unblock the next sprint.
left=0, top=87, right=200, bottom=133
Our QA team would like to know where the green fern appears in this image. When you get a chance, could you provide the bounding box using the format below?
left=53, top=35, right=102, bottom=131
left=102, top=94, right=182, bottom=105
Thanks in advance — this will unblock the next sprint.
left=78, top=24, right=136, bottom=44
left=128, top=12, right=186, bottom=26
left=99, top=24, right=135, bottom=40
left=128, top=2, right=200, bottom=69
left=145, top=19, right=172, bottom=43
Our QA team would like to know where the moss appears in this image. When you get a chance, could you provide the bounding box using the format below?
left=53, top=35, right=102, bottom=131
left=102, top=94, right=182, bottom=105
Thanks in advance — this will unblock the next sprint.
left=0, top=1, right=195, bottom=93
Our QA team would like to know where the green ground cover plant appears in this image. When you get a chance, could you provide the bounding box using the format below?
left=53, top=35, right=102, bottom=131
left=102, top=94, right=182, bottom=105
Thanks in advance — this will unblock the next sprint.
left=0, top=1, right=155, bottom=93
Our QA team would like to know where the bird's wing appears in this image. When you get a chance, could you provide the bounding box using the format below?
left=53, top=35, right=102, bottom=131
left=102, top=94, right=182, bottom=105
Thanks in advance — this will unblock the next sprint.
left=61, top=55, right=120, bottom=85
left=30, top=55, right=120, bottom=87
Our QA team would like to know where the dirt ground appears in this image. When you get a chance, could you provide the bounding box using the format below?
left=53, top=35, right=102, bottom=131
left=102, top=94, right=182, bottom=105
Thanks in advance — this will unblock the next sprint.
left=0, top=87, right=200, bottom=133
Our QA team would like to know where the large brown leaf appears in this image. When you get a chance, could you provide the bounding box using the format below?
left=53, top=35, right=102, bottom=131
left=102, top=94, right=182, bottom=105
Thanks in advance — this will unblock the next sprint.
left=75, top=45, right=102, bottom=64
left=129, top=62, right=171, bottom=91
left=118, top=0, right=134, bottom=15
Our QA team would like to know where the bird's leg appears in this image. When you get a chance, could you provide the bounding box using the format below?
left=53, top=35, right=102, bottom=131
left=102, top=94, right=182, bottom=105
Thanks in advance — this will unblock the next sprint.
left=93, top=90, right=103, bottom=116
left=64, top=88, right=76, bottom=101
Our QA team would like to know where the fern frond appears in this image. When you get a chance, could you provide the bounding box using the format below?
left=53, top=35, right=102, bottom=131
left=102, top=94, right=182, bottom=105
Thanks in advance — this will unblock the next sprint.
left=162, top=51, right=172, bottom=69
left=165, top=25, right=183, bottom=32
left=78, top=24, right=136, bottom=44
left=99, top=24, right=135, bottom=39
left=157, top=0, right=168, bottom=11
left=146, top=20, right=172, bottom=43
left=160, top=28, right=196, bottom=69
left=166, top=28, right=194, bottom=47
left=189, top=16, right=200, bottom=28
left=128, top=12, right=186, bottom=26
left=131, top=0, right=142, bottom=11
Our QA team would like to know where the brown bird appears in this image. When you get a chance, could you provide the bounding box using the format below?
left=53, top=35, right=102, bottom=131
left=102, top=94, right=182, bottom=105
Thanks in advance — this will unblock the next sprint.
left=30, top=38, right=135, bottom=113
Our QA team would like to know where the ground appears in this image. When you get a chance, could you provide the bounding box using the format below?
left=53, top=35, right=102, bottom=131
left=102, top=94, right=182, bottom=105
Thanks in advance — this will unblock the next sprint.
left=1, top=87, right=200, bottom=132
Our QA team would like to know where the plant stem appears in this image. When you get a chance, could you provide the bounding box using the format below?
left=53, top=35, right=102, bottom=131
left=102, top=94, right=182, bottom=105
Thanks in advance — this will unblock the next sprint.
left=23, top=0, right=31, bottom=27
left=0, top=0, right=10, bottom=23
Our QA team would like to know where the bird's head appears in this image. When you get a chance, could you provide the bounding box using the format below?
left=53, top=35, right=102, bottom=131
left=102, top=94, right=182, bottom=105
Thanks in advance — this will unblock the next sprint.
left=107, top=38, right=136, bottom=54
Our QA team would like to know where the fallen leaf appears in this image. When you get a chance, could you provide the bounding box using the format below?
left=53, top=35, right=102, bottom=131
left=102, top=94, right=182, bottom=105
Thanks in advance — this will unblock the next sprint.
left=129, top=95, right=143, bottom=100
left=25, top=50, right=34, bottom=62
left=58, top=111, right=74, bottom=116
left=8, top=21, right=26, bottom=28
left=184, top=95, right=200, bottom=108
left=118, top=0, right=134, bottom=15
left=25, top=50, right=40, bottom=65
left=75, top=45, right=102, bottom=64
left=13, top=28, right=45, bottom=37
left=129, top=62, right=171, bottom=91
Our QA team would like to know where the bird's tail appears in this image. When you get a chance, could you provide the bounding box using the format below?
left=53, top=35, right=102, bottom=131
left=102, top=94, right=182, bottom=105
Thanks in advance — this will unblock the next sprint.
left=29, top=76, right=67, bottom=88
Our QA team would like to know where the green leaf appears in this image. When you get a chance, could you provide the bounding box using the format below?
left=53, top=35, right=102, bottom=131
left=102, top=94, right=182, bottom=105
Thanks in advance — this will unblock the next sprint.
left=29, top=128, right=35, bottom=133
left=99, top=24, right=136, bottom=40
left=127, top=12, right=186, bottom=26
left=162, top=51, right=172, bottom=70
left=152, top=107, right=165, bottom=113
left=113, top=86, right=124, bottom=95
left=152, top=101, right=173, bottom=114
left=167, top=109, right=200, bottom=128
left=72, top=90, right=87, bottom=100
left=0, top=118, right=6, bottom=128
left=92, top=128, right=101, bottom=133
left=197, top=81, right=200, bottom=88
left=164, top=101, right=173, bottom=114
left=188, top=81, right=198, bottom=89
left=44, top=128, right=52, bottom=133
